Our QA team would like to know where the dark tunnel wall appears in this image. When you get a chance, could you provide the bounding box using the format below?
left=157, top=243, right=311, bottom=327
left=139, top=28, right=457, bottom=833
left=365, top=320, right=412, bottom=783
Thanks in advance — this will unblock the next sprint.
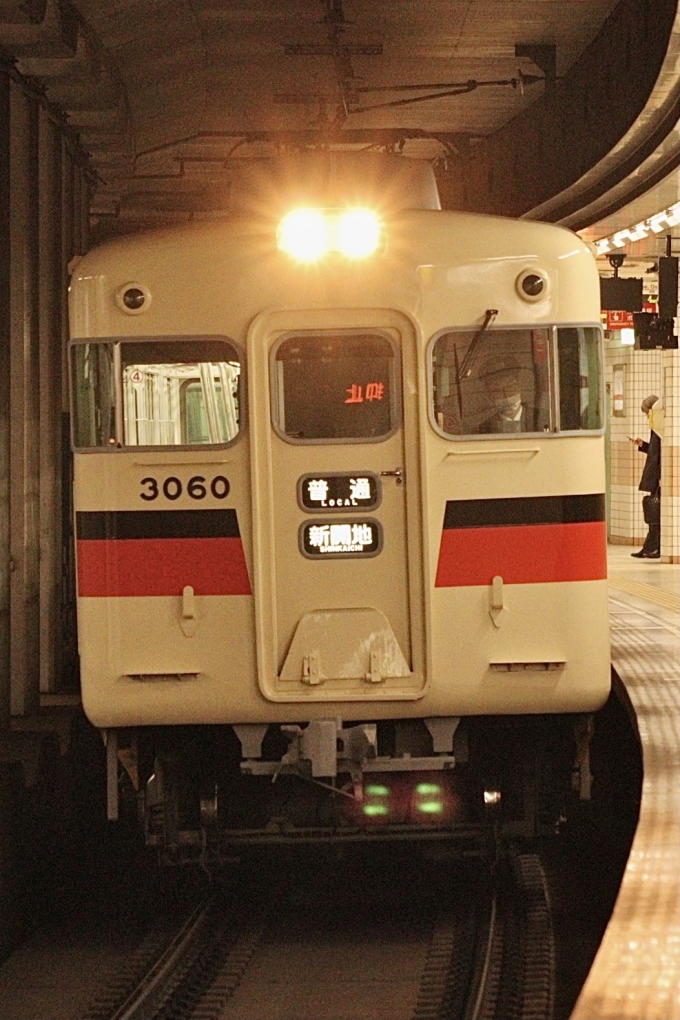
left=0, top=70, right=90, bottom=726
left=436, top=0, right=677, bottom=223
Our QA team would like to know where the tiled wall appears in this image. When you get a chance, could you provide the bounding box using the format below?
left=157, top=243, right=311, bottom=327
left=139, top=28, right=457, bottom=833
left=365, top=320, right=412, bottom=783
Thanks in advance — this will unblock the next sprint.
left=661, top=350, right=679, bottom=561
left=605, top=343, right=679, bottom=562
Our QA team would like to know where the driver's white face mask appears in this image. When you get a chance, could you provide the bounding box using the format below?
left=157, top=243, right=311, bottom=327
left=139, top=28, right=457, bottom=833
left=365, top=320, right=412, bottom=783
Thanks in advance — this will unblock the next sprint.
left=494, top=392, right=522, bottom=417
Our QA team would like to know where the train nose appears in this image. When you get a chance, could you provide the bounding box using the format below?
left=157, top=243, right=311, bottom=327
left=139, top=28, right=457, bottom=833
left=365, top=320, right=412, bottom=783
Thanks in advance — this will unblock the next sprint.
left=279, top=608, right=411, bottom=691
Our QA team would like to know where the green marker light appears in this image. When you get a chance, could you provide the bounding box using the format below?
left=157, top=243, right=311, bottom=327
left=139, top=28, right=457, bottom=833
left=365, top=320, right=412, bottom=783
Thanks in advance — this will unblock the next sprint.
left=363, top=804, right=389, bottom=817
left=417, top=801, right=443, bottom=814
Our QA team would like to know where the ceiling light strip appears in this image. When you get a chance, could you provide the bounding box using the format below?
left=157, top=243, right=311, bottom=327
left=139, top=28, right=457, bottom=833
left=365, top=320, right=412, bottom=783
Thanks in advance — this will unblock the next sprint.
left=593, top=201, right=680, bottom=254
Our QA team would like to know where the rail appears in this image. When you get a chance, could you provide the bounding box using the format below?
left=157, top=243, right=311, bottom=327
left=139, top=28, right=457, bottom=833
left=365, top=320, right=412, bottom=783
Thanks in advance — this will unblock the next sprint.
left=83, top=854, right=554, bottom=1020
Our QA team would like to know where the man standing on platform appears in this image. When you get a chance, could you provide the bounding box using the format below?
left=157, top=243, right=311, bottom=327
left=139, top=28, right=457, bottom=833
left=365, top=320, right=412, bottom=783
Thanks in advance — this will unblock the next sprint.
left=630, top=394, right=662, bottom=559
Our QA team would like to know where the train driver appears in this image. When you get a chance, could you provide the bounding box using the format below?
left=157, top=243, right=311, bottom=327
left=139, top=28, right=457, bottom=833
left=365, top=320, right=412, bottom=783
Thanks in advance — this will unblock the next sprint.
left=478, top=355, right=532, bottom=433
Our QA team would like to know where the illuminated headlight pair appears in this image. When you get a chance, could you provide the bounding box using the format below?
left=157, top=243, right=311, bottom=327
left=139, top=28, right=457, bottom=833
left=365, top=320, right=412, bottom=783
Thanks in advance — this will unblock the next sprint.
left=277, top=208, right=382, bottom=261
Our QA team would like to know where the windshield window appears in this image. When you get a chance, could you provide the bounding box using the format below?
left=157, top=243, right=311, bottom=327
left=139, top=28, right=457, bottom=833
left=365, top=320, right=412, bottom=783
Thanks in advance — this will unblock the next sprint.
left=431, top=325, right=602, bottom=437
left=432, top=328, right=551, bottom=436
left=71, top=338, right=241, bottom=448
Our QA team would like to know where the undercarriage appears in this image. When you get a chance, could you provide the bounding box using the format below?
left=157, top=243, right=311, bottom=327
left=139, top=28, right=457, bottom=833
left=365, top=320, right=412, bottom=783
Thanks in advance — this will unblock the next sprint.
left=105, top=715, right=595, bottom=865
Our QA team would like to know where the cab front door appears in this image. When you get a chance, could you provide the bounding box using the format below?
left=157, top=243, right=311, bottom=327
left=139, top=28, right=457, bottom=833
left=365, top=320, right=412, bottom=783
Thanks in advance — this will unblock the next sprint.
left=248, top=308, right=426, bottom=704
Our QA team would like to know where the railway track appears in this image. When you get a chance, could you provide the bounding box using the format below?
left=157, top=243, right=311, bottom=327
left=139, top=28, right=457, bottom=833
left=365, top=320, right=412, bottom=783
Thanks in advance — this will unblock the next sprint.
left=81, top=851, right=555, bottom=1020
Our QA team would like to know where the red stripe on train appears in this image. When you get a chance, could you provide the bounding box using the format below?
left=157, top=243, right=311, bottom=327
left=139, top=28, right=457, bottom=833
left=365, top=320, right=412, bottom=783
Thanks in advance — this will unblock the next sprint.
left=435, top=521, right=607, bottom=587
left=77, top=537, right=252, bottom=597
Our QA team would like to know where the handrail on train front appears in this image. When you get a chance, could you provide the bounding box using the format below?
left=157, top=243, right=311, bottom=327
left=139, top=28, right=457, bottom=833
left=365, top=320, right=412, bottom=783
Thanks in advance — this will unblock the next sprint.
left=444, top=447, right=540, bottom=457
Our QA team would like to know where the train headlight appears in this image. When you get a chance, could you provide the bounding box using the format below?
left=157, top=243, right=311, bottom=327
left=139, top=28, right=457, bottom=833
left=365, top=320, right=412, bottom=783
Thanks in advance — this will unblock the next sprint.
left=336, top=209, right=382, bottom=258
left=277, top=209, right=330, bottom=261
left=277, top=208, right=382, bottom=261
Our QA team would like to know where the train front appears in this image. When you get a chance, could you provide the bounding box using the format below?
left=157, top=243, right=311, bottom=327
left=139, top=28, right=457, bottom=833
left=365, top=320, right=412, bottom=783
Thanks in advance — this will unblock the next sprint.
left=68, top=155, right=610, bottom=862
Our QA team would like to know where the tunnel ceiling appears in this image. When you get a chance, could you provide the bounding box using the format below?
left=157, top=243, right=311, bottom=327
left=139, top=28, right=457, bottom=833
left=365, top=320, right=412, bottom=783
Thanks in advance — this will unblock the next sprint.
left=2, top=0, right=621, bottom=229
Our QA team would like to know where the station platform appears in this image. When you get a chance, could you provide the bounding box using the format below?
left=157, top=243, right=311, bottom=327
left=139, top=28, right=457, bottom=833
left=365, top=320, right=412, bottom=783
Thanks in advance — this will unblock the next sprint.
left=572, top=546, right=680, bottom=1020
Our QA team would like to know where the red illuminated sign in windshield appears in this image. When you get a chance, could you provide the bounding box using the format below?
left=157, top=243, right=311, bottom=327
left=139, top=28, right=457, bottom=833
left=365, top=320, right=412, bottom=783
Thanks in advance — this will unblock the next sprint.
left=345, top=382, right=385, bottom=404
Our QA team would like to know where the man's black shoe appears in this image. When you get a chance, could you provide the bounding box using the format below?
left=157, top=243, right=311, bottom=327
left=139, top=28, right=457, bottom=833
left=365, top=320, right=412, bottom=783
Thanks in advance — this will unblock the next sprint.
left=631, top=549, right=660, bottom=558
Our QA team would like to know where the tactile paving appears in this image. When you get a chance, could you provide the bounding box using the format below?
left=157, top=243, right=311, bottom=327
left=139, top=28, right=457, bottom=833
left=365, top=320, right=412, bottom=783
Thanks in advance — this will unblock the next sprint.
left=571, top=577, right=680, bottom=1020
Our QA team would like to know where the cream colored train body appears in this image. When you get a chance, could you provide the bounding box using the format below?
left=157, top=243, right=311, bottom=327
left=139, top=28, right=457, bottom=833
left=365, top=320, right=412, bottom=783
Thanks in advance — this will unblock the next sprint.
left=69, top=166, right=610, bottom=851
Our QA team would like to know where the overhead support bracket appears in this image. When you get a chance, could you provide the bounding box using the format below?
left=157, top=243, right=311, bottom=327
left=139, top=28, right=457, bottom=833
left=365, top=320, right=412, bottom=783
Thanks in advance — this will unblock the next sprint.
left=515, top=44, right=556, bottom=97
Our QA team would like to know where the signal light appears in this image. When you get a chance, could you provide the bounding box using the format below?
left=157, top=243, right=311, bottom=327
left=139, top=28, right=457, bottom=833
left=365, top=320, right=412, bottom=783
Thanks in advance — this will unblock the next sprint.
left=362, top=782, right=392, bottom=820
left=417, top=801, right=444, bottom=814
left=277, top=208, right=382, bottom=261
left=413, top=781, right=444, bottom=817
left=363, top=803, right=389, bottom=817
left=415, top=783, right=441, bottom=795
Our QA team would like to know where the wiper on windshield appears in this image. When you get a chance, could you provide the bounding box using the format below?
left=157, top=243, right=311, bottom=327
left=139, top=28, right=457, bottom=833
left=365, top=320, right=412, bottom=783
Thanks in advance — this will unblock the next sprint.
left=453, top=308, right=498, bottom=418
left=457, top=308, right=498, bottom=381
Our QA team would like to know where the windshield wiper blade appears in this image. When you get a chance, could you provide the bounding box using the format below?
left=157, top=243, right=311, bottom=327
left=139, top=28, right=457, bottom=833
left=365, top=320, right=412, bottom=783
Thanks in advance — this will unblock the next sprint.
left=457, top=308, right=498, bottom=383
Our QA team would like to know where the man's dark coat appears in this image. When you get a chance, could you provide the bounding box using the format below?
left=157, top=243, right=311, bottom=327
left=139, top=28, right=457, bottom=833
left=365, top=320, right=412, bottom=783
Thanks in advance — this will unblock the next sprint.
left=638, top=430, right=661, bottom=493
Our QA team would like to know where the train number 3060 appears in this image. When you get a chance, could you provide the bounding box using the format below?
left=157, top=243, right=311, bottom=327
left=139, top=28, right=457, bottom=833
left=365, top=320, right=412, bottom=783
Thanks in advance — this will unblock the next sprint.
left=139, top=475, right=231, bottom=501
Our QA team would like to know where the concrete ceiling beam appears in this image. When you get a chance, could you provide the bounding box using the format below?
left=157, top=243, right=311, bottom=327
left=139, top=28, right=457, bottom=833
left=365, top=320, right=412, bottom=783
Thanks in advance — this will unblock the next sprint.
left=0, top=0, right=77, bottom=57
left=0, top=0, right=47, bottom=24
left=17, top=24, right=100, bottom=86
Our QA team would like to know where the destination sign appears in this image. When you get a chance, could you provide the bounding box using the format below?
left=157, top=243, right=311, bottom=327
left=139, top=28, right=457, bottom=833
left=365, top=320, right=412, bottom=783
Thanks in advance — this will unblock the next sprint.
left=298, top=472, right=380, bottom=513
left=300, top=519, right=382, bottom=559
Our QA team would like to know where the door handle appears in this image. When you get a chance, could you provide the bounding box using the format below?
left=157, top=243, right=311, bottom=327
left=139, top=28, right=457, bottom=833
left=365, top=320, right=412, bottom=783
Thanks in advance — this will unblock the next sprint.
left=380, top=468, right=403, bottom=485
